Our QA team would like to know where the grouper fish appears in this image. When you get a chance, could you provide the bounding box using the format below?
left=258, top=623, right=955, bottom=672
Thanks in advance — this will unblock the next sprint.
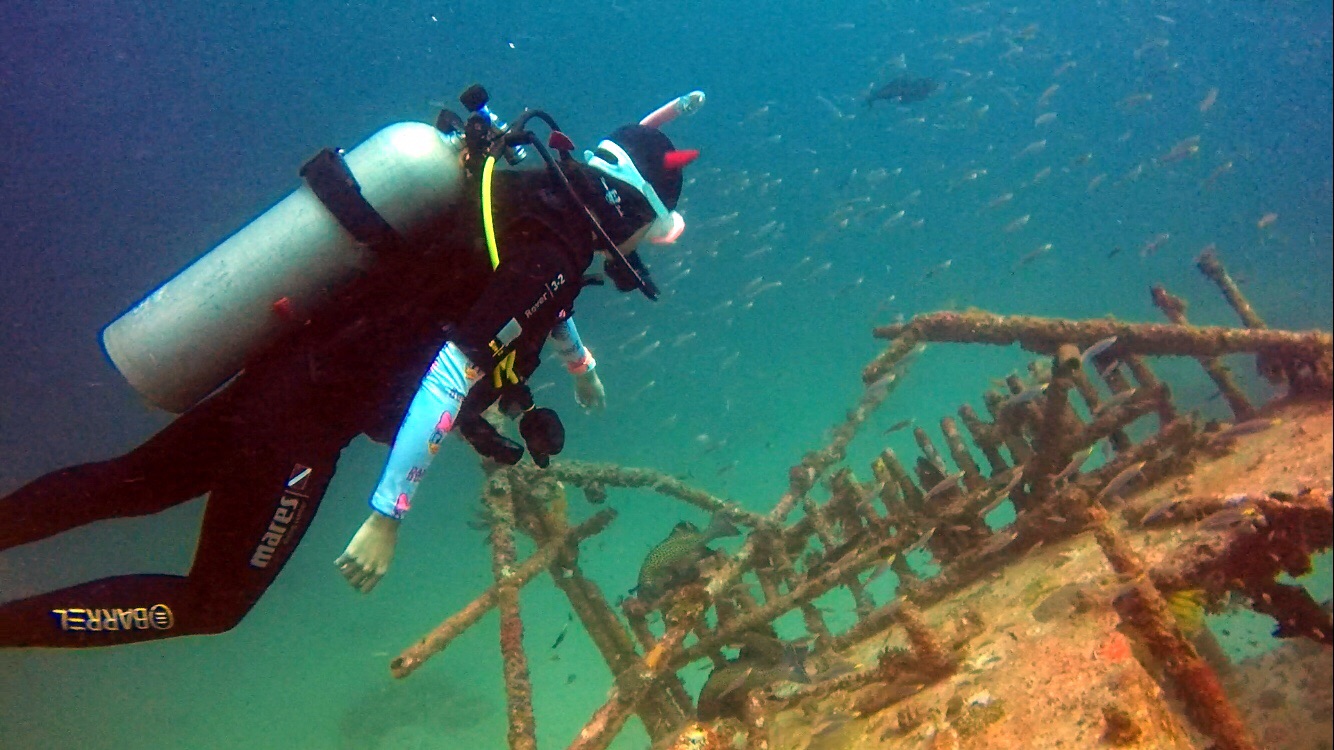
left=636, top=515, right=740, bottom=600
left=697, top=633, right=811, bottom=721
left=866, top=76, right=940, bottom=106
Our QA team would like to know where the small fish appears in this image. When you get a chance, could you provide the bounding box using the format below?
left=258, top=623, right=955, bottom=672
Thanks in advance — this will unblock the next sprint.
left=1014, top=140, right=1047, bottom=160
left=1001, top=384, right=1047, bottom=409
left=1034, top=112, right=1058, bottom=127
left=1087, top=173, right=1107, bottom=192
left=631, top=340, right=662, bottom=360
left=1094, top=388, right=1139, bottom=414
left=617, top=327, right=650, bottom=351
left=1158, top=136, right=1200, bottom=165
left=1080, top=336, right=1118, bottom=365
left=1212, top=417, right=1281, bottom=441
left=1095, top=461, right=1146, bottom=504
left=905, top=527, right=936, bottom=555
left=1197, top=505, right=1265, bottom=533
left=864, top=554, right=899, bottom=585
left=1139, top=232, right=1171, bottom=258
left=865, top=371, right=898, bottom=395
left=551, top=612, right=573, bottom=650
left=866, top=76, right=940, bottom=106
left=1167, top=589, right=1207, bottom=636
left=698, top=639, right=812, bottom=720
left=1202, top=161, right=1233, bottom=189
left=671, top=332, right=698, bottom=348
left=1133, top=38, right=1169, bottom=60
left=810, top=656, right=859, bottom=683
left=923, top=472, right=966, bottom=503
left=977, top=492, right=1011, bottom=519
left=883, top=418, right=915, bottom=435
left=715, top=665, right=755, bottom=701
left=1139, top=497, right=1181, bottom=526
left=1037, top=83, right=1060, bottom=108
left=977, top=529, right=1019, bottom=556
left=1053, top=446, right=1095, bottom=484
left=1118, top=92, right=1153, bottom=109
left=923, top=259, right=953, bottom=279
left=810, top=713, right=854, bottom=740
left=995, top=466, right=1026, bottom=496
left=1198, top=87, right=1219, bottom=113
left=745, top=280, right=783, bottom=299
left=1003, top=214, right=1032, bottom=233
left=1013, top=243, right=1052, bottom=270
left=1256, top=212, right=1278, bottom=229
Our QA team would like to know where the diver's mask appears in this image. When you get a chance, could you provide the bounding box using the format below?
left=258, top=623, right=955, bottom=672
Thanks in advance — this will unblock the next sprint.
left=583, top=140, right=686, bottom=245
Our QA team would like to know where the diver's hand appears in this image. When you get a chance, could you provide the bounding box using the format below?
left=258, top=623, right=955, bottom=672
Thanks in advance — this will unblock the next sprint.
left=336, top=512, right=399, bottom=593
left=574, top=368, right=606, bottom=411
left=519, top=407, right=565, bottom=468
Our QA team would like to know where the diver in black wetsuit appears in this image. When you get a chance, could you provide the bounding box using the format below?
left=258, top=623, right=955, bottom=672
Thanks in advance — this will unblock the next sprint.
left=0, top=91, right=704, bottom=648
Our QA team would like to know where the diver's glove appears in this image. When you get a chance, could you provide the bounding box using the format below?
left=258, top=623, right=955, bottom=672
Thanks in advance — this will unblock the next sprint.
left=519, top=408, right=565, bottom=468
left=456, top=382, right=526, bottom=465
left=501, top=383, right=565, bottom=467
left=456, top=381, right=564, bottom=467
left=457, top=412, right=526, bottom=465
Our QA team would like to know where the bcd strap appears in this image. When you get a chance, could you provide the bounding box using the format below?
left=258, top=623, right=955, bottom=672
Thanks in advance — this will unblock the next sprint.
left=300, top=148, right=405, bottom=251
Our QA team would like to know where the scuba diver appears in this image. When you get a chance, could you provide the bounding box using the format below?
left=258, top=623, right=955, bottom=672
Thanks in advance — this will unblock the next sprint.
left=0, top=86, right=704, bottom=647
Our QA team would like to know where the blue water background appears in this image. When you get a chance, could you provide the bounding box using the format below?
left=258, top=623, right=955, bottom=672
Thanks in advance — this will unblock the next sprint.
left=1, top=0, right=1330, bottom=747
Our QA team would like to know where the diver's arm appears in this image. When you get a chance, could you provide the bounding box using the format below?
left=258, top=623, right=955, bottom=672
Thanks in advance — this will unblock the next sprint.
left=336, top=340, right=483, bottom=593
left=550, top=316, right=605, bottom=410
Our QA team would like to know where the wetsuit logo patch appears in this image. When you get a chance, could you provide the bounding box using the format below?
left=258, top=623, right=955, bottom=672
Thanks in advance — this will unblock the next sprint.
left=249, top=464, right=312, bottom=569
left=51, top=604, right=174, bottom=632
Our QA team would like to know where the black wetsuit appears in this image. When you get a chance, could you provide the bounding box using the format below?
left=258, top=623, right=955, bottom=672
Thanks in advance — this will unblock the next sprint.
left=0, top=167, right=602, bottom=648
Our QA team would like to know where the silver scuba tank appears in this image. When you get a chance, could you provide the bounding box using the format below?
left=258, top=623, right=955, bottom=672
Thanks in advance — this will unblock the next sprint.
left=101, top=121, right=465, bottom=413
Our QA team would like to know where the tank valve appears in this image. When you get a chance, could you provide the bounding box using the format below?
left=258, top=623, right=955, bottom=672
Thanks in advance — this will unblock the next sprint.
left=459, top=84, right=527, bottom=164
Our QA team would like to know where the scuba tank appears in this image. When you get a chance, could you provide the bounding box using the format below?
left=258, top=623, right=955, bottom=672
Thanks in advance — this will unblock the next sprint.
left=101, top=120, right=468, bottom=413
left=103, top=84, right=693, bottom=413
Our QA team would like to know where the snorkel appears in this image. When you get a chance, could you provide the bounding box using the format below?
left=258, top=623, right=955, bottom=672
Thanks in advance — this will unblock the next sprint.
left=585, top=90, right=705, bottom=248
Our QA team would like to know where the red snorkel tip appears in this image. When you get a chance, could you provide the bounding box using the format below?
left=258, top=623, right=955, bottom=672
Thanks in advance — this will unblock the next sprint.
left=548, top=131, right=575, bottom=152
left=663, top=149, right=700, bottom=170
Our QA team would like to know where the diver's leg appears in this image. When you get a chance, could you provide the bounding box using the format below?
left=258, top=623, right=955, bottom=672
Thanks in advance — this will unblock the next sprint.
left=0, top=444, right=338, bottom=648
left=0, top=411, right=226, bottom=552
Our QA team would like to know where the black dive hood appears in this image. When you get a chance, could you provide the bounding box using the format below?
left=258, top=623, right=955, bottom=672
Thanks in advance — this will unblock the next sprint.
left=479, top=105, right=660, bottom=301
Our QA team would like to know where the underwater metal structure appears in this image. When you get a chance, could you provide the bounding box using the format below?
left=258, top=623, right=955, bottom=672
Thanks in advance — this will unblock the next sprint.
left=387, top=250, right=1333, bottom=750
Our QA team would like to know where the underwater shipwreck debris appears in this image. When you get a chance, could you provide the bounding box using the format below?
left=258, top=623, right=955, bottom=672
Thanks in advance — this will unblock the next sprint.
left=865, top=311, right=1332, bottom=395
left=1090, top=500, right=1261, bottom=750
left=1154, top=488, right=1334, bottom=647
left=385, top=251, right=1330, bottom=749
left=1151, top=283, right=1257, bottom=421
left=390, top=508, right=616, bottom=679
left=485, top=473, right=539, bottom=750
